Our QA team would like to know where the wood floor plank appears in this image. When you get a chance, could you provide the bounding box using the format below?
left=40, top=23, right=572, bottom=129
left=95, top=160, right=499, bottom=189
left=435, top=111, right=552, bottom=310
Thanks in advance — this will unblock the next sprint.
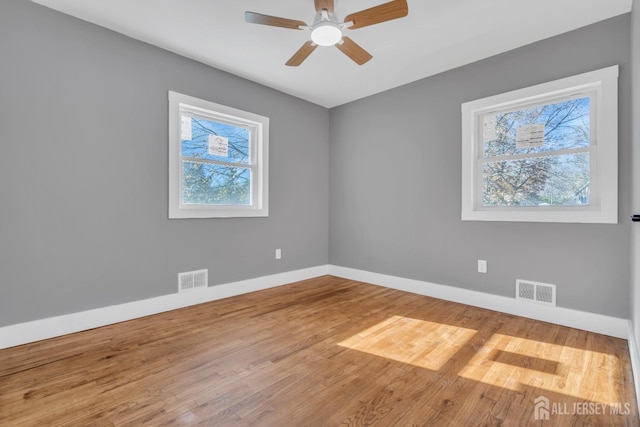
left=0, top=276, right=637, bottom=426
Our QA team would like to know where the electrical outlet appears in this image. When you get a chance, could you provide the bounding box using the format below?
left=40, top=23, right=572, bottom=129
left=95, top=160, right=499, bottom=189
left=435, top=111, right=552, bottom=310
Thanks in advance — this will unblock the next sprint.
left=478, top=260, right=487, bottom=274
left=275, top=248, right=282, bottom=260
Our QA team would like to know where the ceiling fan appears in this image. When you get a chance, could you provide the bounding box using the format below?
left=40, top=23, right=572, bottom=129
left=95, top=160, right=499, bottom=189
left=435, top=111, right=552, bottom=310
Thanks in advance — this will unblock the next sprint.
left=244, top=0, right=409, bottom=66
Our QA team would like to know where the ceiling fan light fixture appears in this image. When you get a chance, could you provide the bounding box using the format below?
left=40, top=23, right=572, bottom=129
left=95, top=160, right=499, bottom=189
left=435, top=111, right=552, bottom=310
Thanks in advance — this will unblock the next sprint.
left=245, top=0, right=409, bottom=65
left=310, top=22, right=342, bottom=46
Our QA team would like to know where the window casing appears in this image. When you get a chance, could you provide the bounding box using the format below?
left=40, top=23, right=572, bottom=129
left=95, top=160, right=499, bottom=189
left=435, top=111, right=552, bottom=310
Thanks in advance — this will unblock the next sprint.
left=169, top=91, right=269, bottom=218
left=461, top=66, right=618, bottom=223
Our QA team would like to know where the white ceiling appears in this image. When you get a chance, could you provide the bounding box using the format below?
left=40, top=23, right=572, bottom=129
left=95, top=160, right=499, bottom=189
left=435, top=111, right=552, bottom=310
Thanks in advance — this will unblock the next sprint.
left=32, top=0, right=631, bottom=108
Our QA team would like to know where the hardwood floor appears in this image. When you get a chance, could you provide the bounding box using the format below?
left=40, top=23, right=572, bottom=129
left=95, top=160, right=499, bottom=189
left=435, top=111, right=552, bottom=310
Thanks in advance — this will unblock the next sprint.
left=0, top=275, right=637, bottom=426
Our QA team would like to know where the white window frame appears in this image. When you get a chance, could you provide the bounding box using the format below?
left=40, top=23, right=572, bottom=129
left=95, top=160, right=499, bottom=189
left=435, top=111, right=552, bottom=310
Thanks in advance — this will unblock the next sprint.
left=168, top=91, right=269, bottom=218
left=461, top=65, right=618, bottom=223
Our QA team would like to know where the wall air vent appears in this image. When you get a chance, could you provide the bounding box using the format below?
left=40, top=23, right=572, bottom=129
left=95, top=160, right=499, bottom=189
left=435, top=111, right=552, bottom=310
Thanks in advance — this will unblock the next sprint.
left=516, top=279, right=556, bottom=306
left=178, top=269, right=208, bottom=292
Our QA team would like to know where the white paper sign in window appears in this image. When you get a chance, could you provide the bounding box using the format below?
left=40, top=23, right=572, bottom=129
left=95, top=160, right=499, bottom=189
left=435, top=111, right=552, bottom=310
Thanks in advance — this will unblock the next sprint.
left=208, top=135, right=229, bottom=157
left=483, top=115, right=497, bottom=141
left=516, top=123, right=545, bottom=148
left=181, top=116, right=192, bottom=141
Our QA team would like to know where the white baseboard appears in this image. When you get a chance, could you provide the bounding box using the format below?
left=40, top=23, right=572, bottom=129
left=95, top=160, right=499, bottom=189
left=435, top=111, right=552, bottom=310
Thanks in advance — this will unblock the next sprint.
left=0, top=264, right=630, bottom=346
left=0, top=265, right=329, bottom=349
left=627, top=321, right=640, bottom=414
left=328, top=265, right=629, bottom=339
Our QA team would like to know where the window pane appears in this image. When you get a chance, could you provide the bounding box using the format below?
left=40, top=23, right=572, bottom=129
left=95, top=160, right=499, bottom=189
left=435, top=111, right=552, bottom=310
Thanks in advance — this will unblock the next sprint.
left=182, top=161, right=251, bottom=205
left=483, top=153, right=590, bottom=207
left=483, top=97, right=590, bottom=159
left=181, top=115, right=250, bottom=164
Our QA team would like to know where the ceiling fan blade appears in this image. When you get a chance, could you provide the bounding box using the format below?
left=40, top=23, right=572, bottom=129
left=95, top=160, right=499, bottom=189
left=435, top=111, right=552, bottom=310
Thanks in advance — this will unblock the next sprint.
left=314, top=0, right=335, bottom=13
left=343, top=0, right=408, bottom=30
left=244, top=11, right=307, bottom=30
left=286, top=41, right=318, bottom=66
left=336, top=37, right=372, bottom=65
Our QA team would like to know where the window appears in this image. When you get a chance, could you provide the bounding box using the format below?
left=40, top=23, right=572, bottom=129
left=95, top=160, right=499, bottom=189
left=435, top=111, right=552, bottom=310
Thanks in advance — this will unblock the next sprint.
left=461, top=66, right=618, bottom=223
left=168, top=91, right=269, bottom=218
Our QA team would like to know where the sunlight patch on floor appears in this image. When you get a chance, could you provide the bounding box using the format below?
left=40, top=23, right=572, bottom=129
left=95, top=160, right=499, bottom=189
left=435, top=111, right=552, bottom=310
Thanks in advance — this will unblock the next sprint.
left=338, top=315, right=477, bottom=371
left=457, top=333, right=621, bottom=403
left=339, top=316, right=623, bottom=405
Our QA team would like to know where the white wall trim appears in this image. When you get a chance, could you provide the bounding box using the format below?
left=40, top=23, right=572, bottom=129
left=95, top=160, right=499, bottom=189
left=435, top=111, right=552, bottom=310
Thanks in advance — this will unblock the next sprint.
left=628, top=320, right=640, bottom=414
left=0, top=265, right=329, bottom=350
left=328, top=265, right=629, bottom=339
left=0, top=264, right=631, bottom=348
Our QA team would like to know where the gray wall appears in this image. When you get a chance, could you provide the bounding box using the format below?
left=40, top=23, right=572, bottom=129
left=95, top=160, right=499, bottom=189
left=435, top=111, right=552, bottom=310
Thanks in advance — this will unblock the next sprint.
left=329, top=14, right=632, bottom=318
left=0, top=0, right=634, bottom=327
left=0, top=0, right=329, bottom=326
left=632, top=1, right=640, bottom=348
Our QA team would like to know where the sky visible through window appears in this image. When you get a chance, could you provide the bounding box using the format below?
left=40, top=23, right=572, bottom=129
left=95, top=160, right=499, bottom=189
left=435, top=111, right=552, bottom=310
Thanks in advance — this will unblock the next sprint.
left=481, top=97, right=590, bottom=207
left=180, top=116, right=252, bottom=206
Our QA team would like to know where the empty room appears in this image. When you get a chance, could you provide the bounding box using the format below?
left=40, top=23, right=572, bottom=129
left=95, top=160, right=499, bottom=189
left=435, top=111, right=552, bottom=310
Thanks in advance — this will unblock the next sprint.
left=1, top=0, right=640, bottom=425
